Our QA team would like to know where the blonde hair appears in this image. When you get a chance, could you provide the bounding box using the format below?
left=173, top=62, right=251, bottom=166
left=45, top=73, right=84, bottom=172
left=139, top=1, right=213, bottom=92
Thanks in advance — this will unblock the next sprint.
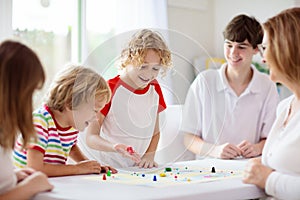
left=46, top=65, right=111, bottom=112
left=120, top=29, right=172, bottom=75
left=263, top=7, right=300, bottom=83
left=0, top=40, right=45, bottom=150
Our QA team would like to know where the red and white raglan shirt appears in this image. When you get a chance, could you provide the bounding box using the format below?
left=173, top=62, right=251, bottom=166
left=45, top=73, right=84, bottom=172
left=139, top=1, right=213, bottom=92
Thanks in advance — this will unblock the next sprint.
left=97, top=75, right=166, bottom=168
left=13, top=105, right=79, bottom=168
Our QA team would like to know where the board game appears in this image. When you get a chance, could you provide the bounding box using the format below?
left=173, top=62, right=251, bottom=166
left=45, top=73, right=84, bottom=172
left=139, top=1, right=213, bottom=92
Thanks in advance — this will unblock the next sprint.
left=84, top=164, right=243, bottom=187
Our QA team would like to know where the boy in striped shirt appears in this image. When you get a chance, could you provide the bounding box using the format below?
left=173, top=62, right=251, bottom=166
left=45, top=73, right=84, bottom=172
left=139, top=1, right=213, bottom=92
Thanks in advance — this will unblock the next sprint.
left=13, top=65, right=117, bottom=177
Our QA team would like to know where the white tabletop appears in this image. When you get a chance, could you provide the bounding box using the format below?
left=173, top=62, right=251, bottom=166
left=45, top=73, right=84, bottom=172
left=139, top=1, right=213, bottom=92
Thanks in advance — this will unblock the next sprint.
left=34, top=158, right=266, bottom=200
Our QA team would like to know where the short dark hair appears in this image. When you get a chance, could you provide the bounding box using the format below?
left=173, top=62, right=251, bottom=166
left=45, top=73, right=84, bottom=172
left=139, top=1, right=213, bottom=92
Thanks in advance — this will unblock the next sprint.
left=223, top=14, right=263, bottom=48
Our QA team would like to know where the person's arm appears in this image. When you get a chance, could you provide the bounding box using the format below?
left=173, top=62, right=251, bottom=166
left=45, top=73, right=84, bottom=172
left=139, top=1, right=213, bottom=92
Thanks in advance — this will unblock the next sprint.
left=86, top=112, right=141, bottom=163
left=184, top=132, right=242, bottom=159
left=26, top=148, right=103, bottom=177
left=86, top=112, right=116, bottom=151
left=138, top=115, right=160, bottom=168
left=69, top=143, right=88, bottom=162
left=265, top=171, right=300, bottom=199
left=0, top=171, right=53, bottom=200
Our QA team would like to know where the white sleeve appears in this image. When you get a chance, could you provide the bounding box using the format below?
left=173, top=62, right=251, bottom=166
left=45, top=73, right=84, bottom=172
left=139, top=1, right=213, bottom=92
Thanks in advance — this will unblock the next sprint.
left=180, top=75, right=202, bottom=136
left=265, top=171, right=300, bottom=199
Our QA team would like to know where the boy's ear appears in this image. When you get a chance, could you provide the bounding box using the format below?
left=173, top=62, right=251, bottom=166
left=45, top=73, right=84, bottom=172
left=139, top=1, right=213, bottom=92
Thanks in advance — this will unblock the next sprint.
left=253, top=47, right=259, bottom=55
left=64, top=103, right=72, bottom=111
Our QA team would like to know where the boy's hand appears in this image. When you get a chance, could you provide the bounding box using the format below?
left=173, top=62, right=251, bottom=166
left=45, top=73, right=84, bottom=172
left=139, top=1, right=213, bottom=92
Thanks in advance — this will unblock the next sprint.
left=113, top=144, right=141, bottom=163
left=100, top=165, right=118, bottom=174
left=75, top=160, right=104, bottom=174
left=238, top=140, right=261, bottom=158
left=211, top=143, right=242, bottom=159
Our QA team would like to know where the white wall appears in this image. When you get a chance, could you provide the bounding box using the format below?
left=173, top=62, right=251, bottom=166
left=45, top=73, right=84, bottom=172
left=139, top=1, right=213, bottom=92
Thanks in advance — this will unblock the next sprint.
left=167, top=0, right=214, bottom=103
left=214, top=0, right=295, bottom=57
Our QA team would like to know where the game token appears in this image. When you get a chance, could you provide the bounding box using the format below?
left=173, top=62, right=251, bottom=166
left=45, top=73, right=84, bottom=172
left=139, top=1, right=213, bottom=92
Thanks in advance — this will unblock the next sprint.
left=211, top=167, right=216, bottom=173
left=102, top=174, right=106, bottom=180
left=153, top=175, right=157, bottom=181
left=126, top=146, right=134, bottom=155
left=107, top=170, right=111, bottom=177
left=159, top=173, right=166, bottom=177
left=165, top=167, right=172, bottom=172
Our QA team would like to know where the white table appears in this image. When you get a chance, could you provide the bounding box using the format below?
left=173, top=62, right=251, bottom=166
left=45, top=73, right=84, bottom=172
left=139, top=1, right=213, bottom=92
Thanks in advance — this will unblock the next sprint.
left=34, top=158, right=266, bottom=200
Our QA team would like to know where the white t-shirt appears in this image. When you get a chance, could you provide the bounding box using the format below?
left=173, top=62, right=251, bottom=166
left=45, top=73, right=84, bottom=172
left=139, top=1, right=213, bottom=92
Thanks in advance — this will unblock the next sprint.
left=181, top=64, right=279, bottom=151
left=0, top=147, right=17, bottom=195
left=262, top=95, right=300, bottom=199
left=78, top=76, right=166, bottom=168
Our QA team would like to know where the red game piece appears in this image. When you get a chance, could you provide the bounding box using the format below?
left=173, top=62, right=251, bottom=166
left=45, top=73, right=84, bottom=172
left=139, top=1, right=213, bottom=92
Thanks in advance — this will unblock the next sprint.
left=127, top=146, right=134, bottom=155
left=102, top=174, right=106, bottom=180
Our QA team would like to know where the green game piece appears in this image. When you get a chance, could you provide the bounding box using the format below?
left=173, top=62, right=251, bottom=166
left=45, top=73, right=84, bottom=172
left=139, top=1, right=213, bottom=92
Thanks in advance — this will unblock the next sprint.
left=107, top=170, right=111, bottom=176
left=165, top=167, right=172, bottom=172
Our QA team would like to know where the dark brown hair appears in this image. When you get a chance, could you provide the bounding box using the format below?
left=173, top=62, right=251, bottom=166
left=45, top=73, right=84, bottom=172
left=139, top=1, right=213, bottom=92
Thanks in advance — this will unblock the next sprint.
left=223, top=14, right=263, bottom=48
left=0, top=40, right=45, bottom=149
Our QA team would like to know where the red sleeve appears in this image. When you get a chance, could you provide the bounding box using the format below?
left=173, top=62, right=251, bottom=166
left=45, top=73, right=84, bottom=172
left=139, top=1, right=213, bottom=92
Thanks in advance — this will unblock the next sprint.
left=152, top=79, right=167, bottom=113
left=100, top=76, right=119, bottom=116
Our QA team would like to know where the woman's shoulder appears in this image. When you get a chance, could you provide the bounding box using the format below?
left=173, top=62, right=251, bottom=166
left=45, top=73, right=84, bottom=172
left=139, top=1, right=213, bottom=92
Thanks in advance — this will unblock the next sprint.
left=277, top=95, right=294, bottom=115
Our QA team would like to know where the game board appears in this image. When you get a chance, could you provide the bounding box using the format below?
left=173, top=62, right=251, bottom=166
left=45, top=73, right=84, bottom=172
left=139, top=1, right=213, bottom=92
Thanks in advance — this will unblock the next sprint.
left=84, top=164, right=243, bottom=187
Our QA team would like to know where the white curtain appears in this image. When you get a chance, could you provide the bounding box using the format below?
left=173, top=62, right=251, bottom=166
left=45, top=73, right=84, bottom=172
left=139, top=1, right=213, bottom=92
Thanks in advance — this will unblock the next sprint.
left=0, top=0, right=12, bottom=41
left=115, top=0, right=168, bottom=33
left=114, top=0, right=174, bottom=104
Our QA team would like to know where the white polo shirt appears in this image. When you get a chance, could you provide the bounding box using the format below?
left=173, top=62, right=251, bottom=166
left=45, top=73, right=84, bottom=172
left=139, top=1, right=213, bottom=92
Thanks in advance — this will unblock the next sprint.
left=181, top=63, right=279, bottom=146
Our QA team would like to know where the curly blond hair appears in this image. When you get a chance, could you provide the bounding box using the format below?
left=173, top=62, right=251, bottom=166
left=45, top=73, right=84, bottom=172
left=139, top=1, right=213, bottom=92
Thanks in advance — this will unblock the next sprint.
left=120, top=29, right=172, bottom=75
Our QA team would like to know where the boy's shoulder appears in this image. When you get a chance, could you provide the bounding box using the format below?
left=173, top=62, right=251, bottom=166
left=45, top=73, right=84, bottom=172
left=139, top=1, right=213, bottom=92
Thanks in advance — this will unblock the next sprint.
left=33, top=106, right=52, bottom=124
left=195, top=69, right=221, bottom=84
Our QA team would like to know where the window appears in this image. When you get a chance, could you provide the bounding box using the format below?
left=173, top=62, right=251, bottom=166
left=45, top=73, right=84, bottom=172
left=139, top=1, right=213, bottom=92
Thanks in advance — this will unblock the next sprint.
left=12, top=0, right=76, bottom=107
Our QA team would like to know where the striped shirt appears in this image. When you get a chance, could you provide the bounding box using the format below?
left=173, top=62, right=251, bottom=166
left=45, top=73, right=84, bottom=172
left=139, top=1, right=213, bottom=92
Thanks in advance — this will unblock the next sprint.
left=13, top=105, right=78, bottom=168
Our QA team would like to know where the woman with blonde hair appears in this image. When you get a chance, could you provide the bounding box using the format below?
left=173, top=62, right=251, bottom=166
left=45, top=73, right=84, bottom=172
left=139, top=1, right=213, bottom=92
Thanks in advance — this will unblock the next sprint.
left=243, top=7, right=300, bottom=199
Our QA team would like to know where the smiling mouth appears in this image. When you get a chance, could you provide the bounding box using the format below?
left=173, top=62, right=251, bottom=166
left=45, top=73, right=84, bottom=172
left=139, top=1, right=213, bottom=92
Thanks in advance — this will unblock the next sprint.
left=139, top=76, right=150, bottom=82
left=231, top=58, right=242, bottom=63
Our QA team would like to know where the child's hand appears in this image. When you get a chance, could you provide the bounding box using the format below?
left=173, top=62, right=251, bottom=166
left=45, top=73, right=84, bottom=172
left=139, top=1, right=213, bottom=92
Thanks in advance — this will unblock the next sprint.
left=19, top=171, right=53, bottom=193
left=100, top=165, right=118, bottom=174
left=113, top=144, right=141, bottom=163
left=136, top=153, right=158, bottom=168
left=14, top=167, right=36, bottom=182
left=75, top=160, right=104, bottom=174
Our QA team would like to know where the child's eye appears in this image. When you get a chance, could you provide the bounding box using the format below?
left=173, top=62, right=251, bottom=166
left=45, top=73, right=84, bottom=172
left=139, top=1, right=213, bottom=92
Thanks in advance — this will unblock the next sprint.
left=153, top=67, right=160, bottom=71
